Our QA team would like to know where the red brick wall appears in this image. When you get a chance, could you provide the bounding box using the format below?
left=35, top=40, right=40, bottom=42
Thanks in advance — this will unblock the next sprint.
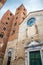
left=9, top=17, right=19, bottom=41
left=15, top=4, right=27, bottom=24
left=0, top=10, right=14, bottom=57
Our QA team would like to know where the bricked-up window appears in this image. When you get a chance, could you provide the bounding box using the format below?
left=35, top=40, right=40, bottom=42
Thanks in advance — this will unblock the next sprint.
left=6, top=22, right=8, bottom=24
left=12, top=30, right=15, bottom=35
left=14, top=22, right=17, bottom=26
left=16, top=17, right=18, bottom=19
left=23, top=12, right=25, bottom=15
left=8, top=17, right=10, bottom=20
left=24, top=8, right=26, bottom=11
left=13, top=30, right=15, bottom=33
left=10, top=13, right=12, bottom=16
left=3, top=27, right=6, bottom=30
left=0, top=32, right=4, bottom=38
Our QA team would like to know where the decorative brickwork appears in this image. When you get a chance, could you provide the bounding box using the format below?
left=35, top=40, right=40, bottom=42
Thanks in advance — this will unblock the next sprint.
left=0, top=10, right=14, bottom=58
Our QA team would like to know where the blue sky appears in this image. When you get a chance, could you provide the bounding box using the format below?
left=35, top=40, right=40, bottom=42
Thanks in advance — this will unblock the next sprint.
left=0, top=0, right=43, bottom=19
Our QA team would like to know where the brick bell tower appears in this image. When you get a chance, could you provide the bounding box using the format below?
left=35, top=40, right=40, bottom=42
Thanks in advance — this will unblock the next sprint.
left=15, top=4, right=27, bottom=25
left=9, top=4, right=27, bottom=41
left=0, top=10, right=14, bottom=65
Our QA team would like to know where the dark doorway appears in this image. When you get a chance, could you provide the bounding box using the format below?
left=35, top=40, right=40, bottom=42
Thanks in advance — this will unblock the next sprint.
left=7, top=56, right=11, bottom=65
left=29, top=51, right=42, bottom=65
left=7, top=48, right=13, bottom=65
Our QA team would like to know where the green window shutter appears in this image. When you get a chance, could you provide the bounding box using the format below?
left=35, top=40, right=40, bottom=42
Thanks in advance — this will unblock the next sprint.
left=29, top=51, right=42, bottom=65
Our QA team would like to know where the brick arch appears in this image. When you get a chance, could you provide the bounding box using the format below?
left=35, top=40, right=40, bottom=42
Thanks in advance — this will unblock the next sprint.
left=16, top=57, right=25, bottom=65
left=17, top=57, right=25, bottom=61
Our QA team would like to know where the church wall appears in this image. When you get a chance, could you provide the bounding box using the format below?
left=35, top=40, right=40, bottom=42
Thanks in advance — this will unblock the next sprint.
left=2, top=9, right=43, bottom=65
left=23, top=10, right=43, bottom=41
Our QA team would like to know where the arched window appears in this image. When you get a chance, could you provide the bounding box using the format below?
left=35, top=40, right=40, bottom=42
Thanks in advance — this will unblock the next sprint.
left=7, top=48, right=13, bottom=65
left=8, top=48, right=13, bottom=57
left=0, top=32, right=4, bottom=38
left=27, top=17, right=36, bottom=26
